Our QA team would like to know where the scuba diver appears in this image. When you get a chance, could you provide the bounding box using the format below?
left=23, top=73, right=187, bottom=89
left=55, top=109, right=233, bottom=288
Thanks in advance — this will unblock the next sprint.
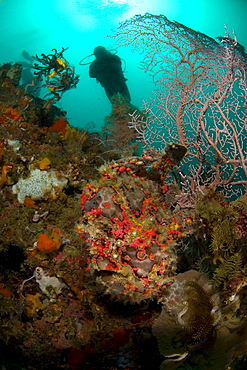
left=89, top=46, right=131, bottom=103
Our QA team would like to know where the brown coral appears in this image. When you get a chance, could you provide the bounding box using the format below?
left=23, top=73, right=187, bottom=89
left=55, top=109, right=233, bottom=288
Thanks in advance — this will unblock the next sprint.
left=103, top=94, right=142, bottom=155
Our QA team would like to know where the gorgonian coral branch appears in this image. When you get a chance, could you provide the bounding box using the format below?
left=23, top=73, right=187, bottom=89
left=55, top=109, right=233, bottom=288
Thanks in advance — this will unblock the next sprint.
left=110, top=13, right=247, bottom=199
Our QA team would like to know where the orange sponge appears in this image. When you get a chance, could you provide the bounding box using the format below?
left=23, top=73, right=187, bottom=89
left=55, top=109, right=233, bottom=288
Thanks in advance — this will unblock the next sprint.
left=37, top=231, right=62, bottom=253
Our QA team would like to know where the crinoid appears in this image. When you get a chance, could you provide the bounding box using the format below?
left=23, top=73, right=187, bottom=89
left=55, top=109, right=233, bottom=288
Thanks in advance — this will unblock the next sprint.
left=211, top=253, right=243, bottom=290
left=195, top=189, right=247, bottom=263
left=153, top=275, right=218, bottom=369
left=181, top=281, right=216, bottom=351
left=196, top=254, right=214, bottom=276
left=211, top=216, right=240, bottom=260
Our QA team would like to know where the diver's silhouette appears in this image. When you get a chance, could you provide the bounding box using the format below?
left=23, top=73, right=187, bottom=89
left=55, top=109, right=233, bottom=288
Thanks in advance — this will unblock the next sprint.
left=89, top=46, right=131, bottom=103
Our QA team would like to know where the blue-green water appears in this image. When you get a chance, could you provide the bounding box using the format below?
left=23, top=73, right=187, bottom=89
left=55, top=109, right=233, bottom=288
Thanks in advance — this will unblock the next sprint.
left=0, top=0, right=246, bottom=130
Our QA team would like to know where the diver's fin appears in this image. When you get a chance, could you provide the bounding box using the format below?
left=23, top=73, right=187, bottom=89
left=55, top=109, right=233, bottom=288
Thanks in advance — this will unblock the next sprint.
left=22, top=50, right=33, bottom=61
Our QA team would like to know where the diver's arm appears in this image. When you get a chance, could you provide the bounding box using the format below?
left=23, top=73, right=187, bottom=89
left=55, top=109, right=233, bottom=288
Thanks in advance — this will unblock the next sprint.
left=89, top=62, right=96, bottom=78
left=89, top=61, right=104, bottom=83
left=108, top=55, right=125, bottom=77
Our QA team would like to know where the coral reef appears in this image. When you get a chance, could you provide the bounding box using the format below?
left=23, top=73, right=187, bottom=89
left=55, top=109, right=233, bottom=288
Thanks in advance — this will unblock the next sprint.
left=0, top=61, right=167, bottom=369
